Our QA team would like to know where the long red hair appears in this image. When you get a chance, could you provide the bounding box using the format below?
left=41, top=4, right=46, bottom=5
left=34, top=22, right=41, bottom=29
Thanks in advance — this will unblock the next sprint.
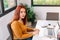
left=11, top=5, right=27, bottom=25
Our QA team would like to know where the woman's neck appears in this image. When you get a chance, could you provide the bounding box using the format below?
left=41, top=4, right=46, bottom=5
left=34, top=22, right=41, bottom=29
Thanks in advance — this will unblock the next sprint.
left=18, top=18, right=23, bottom=24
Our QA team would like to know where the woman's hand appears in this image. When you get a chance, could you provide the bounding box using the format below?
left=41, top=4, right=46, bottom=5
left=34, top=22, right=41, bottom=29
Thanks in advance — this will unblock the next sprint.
left=32, top=29, right=40, bottom=35
left=33, top=29, right=40, bottom=31
left=28, top=28, right=40, bottom=35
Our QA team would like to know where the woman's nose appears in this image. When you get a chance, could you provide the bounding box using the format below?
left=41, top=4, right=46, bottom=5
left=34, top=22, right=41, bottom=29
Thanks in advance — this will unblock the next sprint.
left=23, top=13, right=26, bottom=15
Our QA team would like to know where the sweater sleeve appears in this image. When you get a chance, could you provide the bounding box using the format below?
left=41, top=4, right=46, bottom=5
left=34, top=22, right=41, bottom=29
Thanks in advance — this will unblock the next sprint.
left=11, top=21, right=33, bottom=39
left=27, top=27, right=34, bottom=32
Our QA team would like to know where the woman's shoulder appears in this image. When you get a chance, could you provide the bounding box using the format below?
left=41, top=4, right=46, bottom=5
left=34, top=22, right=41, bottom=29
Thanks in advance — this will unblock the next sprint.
left=11, top=20, right=19, bottom=25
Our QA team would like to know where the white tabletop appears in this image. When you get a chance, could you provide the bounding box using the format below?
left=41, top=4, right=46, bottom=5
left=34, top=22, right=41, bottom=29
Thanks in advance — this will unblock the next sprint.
left=32, top=20, right=60, bottom=40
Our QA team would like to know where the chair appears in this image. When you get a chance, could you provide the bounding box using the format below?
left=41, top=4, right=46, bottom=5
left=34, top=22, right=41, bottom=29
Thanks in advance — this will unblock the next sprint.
left=46, top=12, right=59, bottom=38
left=46, top=12, right=59, bottom=20
left=7, top=23, right=13, bottom=40
left=7, top=23, right=21, bottom=40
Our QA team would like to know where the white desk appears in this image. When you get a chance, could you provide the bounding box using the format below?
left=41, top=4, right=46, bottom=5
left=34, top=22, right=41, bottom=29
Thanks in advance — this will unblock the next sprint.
left=32, top=20, right=59, bottom=40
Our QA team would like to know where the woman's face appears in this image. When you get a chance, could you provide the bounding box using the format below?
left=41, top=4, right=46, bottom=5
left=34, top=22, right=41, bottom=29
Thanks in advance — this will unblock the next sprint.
left=20, top=8, right=26, bottom=19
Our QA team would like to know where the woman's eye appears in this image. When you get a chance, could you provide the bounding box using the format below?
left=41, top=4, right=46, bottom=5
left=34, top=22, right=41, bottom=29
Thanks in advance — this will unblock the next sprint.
left=20, top=11, right=26, bottom=13
left=24, top=11, right=26, bottom=13
left=20, top=11, right=23, bottom=13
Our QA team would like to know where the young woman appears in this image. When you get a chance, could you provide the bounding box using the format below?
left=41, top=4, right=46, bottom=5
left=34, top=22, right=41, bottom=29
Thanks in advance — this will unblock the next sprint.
left=11, top=5, right=39, bottom=40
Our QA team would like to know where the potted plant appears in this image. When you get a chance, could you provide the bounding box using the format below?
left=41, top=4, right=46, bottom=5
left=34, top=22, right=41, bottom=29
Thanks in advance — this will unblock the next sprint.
left=24, top=4, right=36, bottom=26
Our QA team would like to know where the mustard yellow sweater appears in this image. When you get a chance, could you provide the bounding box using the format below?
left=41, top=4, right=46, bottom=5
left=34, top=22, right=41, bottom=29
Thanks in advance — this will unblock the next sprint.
left=11, top=20, right=33, bottom=40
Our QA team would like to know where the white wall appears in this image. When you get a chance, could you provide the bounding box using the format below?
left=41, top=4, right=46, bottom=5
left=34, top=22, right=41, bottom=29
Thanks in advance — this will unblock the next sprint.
left=19, top=0, right=60, bottom=20
left=0, top=11, right=14, bottom=40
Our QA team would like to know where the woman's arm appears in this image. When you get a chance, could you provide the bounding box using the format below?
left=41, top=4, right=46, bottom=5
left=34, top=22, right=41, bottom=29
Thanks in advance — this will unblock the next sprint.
left=27, top=27, right=34, bottom=32
left=25, top=24, right=34, bottom=32
left=11, top=21, right=33, bottom=39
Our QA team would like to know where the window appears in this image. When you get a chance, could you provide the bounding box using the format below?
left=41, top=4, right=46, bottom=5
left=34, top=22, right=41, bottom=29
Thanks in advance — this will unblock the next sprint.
left=0, top=0, right=17, bottom=17
left=31, top=0, right=60, bottom=6
left=4, top=0, right=16, bottom=11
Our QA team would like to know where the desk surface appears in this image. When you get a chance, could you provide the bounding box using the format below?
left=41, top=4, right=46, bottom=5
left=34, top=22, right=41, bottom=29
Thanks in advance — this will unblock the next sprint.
left=32, top=20, right=60, bottom=40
